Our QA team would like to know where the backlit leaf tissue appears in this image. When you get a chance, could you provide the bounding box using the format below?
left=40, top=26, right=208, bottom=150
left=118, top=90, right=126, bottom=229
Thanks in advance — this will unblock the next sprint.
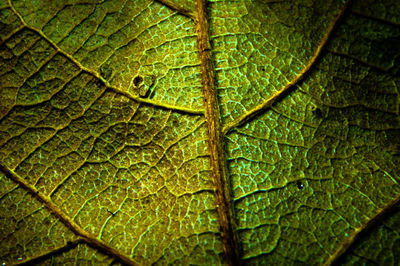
left=1, top=0, right=400, bottom=265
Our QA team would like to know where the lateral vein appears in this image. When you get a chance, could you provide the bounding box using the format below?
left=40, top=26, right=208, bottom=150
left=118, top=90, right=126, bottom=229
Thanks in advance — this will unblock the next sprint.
left=156, top=0, right=197, bottom=20
left=0, top=163, right=139, bottom=266
left=222, top=0, right=352, bottom=135
left=7, top=0, right=204, bottom=115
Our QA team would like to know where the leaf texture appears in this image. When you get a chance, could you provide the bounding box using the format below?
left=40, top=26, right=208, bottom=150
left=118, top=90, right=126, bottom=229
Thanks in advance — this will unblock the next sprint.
left=1, top=0, right=400, bottom=265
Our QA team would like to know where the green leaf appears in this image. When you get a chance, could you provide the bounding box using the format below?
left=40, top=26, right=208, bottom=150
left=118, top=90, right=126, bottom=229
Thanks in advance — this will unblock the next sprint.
left=1, top=0, right=399, bottom=265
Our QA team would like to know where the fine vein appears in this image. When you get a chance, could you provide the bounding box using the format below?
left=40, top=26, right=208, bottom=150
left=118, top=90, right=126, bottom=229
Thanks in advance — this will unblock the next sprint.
left=14, top=239, right=84, bottom=265
left=7, top=0, right=204, bottom=116
left=195, top=0, right=240, bottom=264
left=222, top=0, right=352, bottom=135
left=156, top=0, right=196, bottom=20
left=0, top=163, right=139, bottom=266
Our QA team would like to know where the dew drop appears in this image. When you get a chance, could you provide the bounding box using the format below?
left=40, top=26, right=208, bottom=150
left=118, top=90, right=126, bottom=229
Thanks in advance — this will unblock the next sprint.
left=297, top=181, right=304, bottom=190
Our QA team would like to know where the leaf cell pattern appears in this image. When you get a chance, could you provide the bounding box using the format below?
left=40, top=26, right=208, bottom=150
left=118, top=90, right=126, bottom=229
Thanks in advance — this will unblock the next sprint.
left=1, top=0, right=400, bottom=265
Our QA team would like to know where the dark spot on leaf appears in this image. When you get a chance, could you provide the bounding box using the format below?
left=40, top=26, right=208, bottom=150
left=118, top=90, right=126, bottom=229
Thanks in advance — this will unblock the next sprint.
left=311, top=105, right=323, bottom=118
left=107, top=209, right=116, bottom=216
left=172, top=118, right=179, bottom=128
left=43, top=218, right=51, bottom=226
left=149, top=89, right=156, bottom=99
left=133, top=75, right=143, bottom=87
left=390, top=150, right=400, bottom=156
left=261, top=67, right=266, bottom=71
left=297, top=181, right=304, bottom=190
left=95, top=79, right=103, bottom=88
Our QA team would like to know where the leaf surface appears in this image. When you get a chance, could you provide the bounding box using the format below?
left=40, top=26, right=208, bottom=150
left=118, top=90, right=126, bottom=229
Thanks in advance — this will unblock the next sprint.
left=1, top=0, right=400, bottom=265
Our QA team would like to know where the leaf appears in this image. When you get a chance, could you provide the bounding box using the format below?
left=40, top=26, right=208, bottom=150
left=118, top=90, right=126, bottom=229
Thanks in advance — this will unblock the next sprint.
left=1, top=0, right=399, bottom=265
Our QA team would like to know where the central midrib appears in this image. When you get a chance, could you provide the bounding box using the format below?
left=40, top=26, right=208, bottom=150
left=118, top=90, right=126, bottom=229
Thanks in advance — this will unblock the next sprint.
left=194, top=0, right=241, bottom=264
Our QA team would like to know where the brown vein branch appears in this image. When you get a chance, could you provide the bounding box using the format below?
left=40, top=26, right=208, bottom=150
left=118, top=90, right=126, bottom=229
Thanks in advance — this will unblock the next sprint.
left=15, top=239, right=84, bottom=265
left=327, top=49, right=388, bottom=72
left=351, top=9, right=400, bottom=28
left=222, top=0, right=352, bottom=135
left=0, top=163, right=139, bottom=266
left=195, top=0, right=240, bottom=264
left=156, top=0, right=196, bottom=20
left=323, top=194, right=400, bottom=265
left=7, top=0, right=204, bottom=116
left=0, top=24, right=24, bottom=46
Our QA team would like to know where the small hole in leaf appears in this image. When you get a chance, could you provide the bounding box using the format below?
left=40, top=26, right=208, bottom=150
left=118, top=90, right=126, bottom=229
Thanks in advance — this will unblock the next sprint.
left=297, top=181, right=304, bottom=190
left=133, top=76, right=143, bottom=87
left=311, top=106, right=323, bottom=118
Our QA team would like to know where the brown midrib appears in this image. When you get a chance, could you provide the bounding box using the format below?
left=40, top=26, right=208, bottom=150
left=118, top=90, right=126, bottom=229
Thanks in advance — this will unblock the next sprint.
left=195, top=0, right=241, bottom=264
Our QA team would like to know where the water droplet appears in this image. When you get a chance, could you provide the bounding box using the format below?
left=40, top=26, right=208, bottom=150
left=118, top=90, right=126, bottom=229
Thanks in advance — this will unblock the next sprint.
left=297, top=181, right=304, bottom=190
